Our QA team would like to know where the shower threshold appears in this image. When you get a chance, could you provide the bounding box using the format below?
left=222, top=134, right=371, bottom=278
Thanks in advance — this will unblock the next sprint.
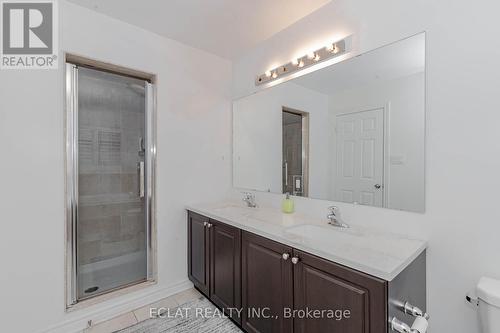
left=78, top=251, right=148, bottom=301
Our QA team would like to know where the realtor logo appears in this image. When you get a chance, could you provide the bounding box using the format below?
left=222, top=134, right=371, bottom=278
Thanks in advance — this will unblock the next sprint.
left=1, top=0, right=58, bottom=69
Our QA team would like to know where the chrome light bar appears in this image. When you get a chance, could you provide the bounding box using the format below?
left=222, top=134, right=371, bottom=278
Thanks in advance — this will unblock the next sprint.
left=255, top=38, right=348, bottom=86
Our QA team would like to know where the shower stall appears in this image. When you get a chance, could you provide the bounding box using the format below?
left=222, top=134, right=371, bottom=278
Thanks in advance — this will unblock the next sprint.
left=65, top=59, right=156, bottom=306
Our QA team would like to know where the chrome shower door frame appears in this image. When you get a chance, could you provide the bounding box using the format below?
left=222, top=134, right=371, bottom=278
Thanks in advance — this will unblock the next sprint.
left=64, top=59, right=157, bottom=308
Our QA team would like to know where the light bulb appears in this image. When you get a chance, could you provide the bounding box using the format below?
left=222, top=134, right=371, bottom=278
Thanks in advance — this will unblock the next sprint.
left=314, top=53, right=320, bottom=61
left=271, top=71, right=278, bottom=79
left=332, top=44, right=339, bottom=54
left=307, top=52, right=315, bottom=60
left=298, top=60, right=305, bottom=68
left=326, top=43, right=339, bottom=54
left=291, top=58, right=299, bottom=66
left=265, top=70, right=272, bottom=77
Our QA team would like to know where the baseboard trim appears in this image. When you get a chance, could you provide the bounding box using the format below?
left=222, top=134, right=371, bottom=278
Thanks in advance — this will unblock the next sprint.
left=40, top=279, right=193, bottom=333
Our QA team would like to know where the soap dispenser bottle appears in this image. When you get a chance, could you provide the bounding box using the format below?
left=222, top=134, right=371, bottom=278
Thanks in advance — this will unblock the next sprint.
left=282, top=193, right=295, bottom=214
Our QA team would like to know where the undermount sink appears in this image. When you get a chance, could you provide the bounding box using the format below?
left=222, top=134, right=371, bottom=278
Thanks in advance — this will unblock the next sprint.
left=285, top=224, right=362, bottom=242
left=188, top=203, right=427, bottom=281
left=211, top=204, right=253, bottom=217
left=285, top=224, right=417, bottom=256
left=208, top=206, right=420, bottom=258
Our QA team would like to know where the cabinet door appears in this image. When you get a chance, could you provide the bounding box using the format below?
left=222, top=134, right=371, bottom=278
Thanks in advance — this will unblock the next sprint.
left=209, top=219, right=242, bottom=324
left=187, top=212, right=209, bottom=295
left=293, top=250, right=387, bottom=333
left=242, top=231, right=293, bottom=333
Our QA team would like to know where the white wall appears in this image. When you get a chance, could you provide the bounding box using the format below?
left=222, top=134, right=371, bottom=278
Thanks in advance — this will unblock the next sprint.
left=0, top=1, right=232, bottom=332
left=329, top=72, right=425, bottom=212
left=232, top=1, right=500, bottom=332
left=233, top=81, right=330, bottom=197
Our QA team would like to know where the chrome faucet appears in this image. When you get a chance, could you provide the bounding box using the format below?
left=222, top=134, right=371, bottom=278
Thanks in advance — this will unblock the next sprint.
left=242, top=192, right=257, bottom=208
left=327, top=206, right=349, bottom=228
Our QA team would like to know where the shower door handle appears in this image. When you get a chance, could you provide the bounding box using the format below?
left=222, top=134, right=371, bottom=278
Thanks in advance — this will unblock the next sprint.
left=138, top=161, right=145, bottom=198
left=284, top=161, right=288, bottom=186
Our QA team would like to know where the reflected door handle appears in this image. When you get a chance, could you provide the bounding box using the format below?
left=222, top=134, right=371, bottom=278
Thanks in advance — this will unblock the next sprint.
left=374, top=184, right=381, bottom=189
left=284, top=161, right=288, bottom=186
left=138, top=161, right=145, bottom=198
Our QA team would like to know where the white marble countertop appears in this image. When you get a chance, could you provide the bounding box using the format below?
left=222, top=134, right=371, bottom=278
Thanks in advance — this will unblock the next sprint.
left=187, top=202, right=427, bottom=281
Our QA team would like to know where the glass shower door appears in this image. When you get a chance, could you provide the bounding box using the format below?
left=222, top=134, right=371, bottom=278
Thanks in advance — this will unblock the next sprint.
left=66, top=63, right=154, bottom=303
left=282, top=110, right=308, bottom=196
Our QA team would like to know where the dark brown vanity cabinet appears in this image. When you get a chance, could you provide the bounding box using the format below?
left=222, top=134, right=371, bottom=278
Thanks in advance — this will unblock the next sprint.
left=240, top=231, right=387, bottom=333
left=188, top=211, right=424, bottom=333
left=187, top=212, right=242, bottom=323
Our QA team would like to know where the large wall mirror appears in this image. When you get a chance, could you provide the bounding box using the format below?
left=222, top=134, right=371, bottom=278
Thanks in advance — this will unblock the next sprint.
left=233, top=33, right=425, bottom=213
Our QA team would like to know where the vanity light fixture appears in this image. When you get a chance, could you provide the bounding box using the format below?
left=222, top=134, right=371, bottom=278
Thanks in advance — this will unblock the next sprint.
left=255, top=37, right=347, bottom=86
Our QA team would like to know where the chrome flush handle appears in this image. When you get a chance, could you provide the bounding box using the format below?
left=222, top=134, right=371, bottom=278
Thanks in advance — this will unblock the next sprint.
left=391, top=318, right=411, bottom=333
left=328, top=205, right=340, bottom=215
left=284, top=161, right=288, bottom=186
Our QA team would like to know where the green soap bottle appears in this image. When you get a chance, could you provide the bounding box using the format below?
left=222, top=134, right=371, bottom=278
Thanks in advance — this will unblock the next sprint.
left=282, top=193, right=295, bottom=214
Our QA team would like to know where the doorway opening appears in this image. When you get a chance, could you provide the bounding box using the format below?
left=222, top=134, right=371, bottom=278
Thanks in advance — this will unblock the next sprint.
left=282, top=108, right=309, bottom=197
left=65, top=56, right=156, bottom=307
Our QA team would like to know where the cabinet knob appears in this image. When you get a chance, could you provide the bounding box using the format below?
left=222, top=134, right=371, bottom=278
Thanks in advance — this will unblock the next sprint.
left=207, top=223, right=213, bottom=228
left=282, top=253, right=290, bottom=260
left=291, top=257, right=300, bottom=265
left=203, top=221, right=208, bottom=227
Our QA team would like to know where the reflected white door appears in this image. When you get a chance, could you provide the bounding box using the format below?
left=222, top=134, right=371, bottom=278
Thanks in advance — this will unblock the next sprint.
left=335, top=108, right=384, bottom=206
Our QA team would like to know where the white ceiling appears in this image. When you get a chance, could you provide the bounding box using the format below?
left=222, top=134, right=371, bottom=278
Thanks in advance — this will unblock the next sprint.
left=67, top=0, right=332, bottom=60
left=294, top=33, right=425, bottom=95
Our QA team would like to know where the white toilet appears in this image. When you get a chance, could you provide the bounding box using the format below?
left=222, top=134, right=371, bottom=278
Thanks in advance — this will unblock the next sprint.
left=476, top=277, right=500, bottom=332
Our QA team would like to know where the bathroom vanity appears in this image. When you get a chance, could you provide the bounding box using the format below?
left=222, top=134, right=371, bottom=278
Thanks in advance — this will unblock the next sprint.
left=186, top=203, right=427, bottom=333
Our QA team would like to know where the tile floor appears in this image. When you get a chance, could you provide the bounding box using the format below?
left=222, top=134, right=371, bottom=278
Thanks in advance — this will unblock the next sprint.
left=83, top=288, right=203, bottom=333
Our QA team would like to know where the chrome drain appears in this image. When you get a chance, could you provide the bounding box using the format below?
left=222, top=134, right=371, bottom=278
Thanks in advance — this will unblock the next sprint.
left=84, top=286, right=99, bottom=294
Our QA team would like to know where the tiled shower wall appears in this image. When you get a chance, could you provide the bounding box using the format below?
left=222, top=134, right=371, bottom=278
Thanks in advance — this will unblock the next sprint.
left=77, top=71, right=146, bottom=266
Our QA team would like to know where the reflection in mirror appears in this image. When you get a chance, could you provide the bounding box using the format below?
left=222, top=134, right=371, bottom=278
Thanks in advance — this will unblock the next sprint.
left=233, top=33, right=425, bottom=212
left=282, top=108, right=309, bottom=196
